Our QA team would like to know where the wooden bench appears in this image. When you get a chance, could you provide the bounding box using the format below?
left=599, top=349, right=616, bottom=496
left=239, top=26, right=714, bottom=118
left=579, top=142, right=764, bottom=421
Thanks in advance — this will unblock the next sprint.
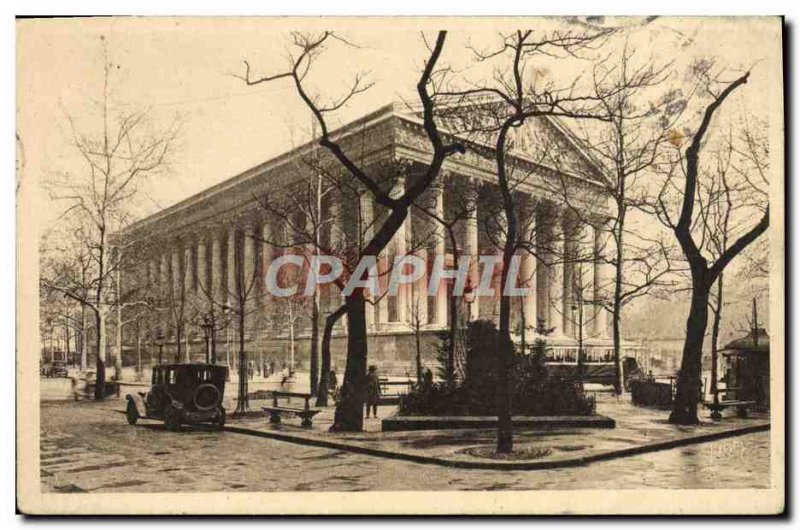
left=703, top=400, right=757, bottom=420
left=378, top=378, right=414, bottom=405
left=262, top=391, right=320, bottom=428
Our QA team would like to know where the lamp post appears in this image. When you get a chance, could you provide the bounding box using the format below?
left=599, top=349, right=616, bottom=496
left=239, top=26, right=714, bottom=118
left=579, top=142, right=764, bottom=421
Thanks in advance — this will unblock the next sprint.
left=155, top=331, right=165, bottom=366
left=201, top=314, right=213, bottom=364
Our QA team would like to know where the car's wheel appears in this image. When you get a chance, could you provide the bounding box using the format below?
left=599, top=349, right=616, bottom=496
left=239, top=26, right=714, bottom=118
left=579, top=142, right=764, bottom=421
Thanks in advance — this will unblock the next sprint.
left=193, top=384, right=222, bottom=412
left=164, top=403, right=182, bottom=432
left=212, top=407, right=226, bottom=431
left=126, top=400, right=139, bottom=425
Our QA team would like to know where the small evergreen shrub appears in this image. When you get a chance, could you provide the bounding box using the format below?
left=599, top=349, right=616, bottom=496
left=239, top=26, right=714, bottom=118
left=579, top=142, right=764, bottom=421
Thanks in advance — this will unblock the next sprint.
left=399, top=319, right=595, bottom=416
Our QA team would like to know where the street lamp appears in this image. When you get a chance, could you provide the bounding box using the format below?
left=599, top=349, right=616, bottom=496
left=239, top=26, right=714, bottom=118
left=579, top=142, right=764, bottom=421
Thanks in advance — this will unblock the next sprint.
left=155, top=331, right=165, bottom=366
left=201, top=314, right=213, bottom=364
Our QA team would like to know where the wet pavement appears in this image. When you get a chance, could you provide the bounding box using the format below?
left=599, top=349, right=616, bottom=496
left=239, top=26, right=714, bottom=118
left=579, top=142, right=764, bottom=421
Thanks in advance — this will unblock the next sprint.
left=40, top=399, right=771, bottom=493
left=226, top=394, right=770, bottom=468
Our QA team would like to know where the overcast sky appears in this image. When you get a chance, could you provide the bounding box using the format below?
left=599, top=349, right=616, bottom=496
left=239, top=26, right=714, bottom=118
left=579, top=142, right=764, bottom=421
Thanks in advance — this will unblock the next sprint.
left=17, top=17, right=781, bottom=229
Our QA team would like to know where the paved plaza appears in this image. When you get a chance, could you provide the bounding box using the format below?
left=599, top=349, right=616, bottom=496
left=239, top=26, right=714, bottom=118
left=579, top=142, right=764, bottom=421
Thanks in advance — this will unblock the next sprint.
left=40, top=396, right=771, bottom=493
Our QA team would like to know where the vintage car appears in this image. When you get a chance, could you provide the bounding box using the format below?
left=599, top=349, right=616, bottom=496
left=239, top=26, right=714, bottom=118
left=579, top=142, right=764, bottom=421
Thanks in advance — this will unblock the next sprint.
left=125, top=364, right=227, bottom=431
left=49, top=361, right=69, bottom=378
left=41, top=360, right=69, bottom=378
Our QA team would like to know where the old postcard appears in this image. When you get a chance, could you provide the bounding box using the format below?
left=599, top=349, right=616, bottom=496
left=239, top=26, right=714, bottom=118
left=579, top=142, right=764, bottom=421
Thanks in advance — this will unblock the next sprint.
left=16, top=16, right=784, bottom=515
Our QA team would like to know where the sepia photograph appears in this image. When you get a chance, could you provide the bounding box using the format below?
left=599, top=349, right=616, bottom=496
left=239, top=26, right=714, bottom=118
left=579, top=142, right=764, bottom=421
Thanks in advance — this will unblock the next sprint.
left=15, top=14, right=784, bottom=515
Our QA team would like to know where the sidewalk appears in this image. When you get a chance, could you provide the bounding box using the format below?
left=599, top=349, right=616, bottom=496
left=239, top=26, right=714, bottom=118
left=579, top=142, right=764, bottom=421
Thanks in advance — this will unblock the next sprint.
left=226, top=394, right=770, bottom=470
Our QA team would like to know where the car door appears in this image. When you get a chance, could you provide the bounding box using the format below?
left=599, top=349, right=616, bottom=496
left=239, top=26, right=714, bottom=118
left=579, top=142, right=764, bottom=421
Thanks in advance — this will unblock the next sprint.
left=146, top=369, right=167, bottom=415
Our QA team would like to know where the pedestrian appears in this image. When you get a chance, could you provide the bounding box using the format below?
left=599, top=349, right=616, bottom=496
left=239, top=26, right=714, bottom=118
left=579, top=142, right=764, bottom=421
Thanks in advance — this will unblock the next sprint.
left=365, top=365, right=381, bottom=419
left=328, top=369, right=338, bottom=397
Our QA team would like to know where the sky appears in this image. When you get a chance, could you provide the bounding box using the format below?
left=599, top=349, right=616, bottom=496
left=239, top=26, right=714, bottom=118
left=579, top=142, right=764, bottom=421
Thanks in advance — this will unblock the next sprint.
left=17, top=16, right=782, bottom=342
left=17, top=16, right=782, bottom=230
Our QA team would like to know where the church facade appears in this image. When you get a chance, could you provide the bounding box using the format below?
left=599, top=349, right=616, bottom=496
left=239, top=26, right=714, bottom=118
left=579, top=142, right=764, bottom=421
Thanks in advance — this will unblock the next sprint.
left=120, top=102, right=618, bottom=376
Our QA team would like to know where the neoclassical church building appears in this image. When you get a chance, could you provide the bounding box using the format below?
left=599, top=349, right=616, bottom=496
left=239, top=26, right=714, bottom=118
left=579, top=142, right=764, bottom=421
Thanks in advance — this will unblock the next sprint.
left=120, top=102, right=619, bottom=376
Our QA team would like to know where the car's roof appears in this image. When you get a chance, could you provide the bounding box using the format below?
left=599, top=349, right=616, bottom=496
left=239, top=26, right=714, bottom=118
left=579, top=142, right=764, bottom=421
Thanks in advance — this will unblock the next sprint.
left=155, top=363, right=228, bottom=371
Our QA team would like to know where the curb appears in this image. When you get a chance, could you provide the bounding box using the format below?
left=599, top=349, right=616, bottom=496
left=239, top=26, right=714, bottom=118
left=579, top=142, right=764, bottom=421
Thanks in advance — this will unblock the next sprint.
left=223, top=421, right=770, bottom=471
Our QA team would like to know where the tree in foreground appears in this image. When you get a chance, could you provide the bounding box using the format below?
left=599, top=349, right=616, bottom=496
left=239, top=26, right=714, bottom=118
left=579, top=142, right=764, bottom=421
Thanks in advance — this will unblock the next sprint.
left=239, top=31, right=464, bottom=431
left=441, top=28, right=610, bottom=453
left=652, top=68, right=769, bottom=424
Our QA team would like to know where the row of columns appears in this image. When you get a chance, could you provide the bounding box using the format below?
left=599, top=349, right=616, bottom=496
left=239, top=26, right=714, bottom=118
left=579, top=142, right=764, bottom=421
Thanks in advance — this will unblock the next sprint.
left=144, top=179, right=613, bottom=343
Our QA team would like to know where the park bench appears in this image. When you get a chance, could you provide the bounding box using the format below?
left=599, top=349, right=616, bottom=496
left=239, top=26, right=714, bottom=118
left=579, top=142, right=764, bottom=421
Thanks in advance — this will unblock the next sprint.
left=262, top=391, right=320, bottom=428
left=378, top=378, right=414, bottom=405
left=703, top=400, right=757, bottom=420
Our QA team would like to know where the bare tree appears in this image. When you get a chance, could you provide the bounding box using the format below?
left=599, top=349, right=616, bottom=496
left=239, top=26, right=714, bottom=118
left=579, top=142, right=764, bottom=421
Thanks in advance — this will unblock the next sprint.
left=440, top=28, right=610, bottom=453
left=239, top=31, right=464, bottom=431
left=543, top=43, right=682, bottom=393
left=41, top=40, right=178, bottom=399
left=411, top=177, right=479, bottom=385
left=653, top=69, right=769, bottom=424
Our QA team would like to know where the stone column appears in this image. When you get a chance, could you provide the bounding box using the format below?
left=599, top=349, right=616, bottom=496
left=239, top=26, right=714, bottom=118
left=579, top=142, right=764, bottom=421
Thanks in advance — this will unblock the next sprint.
left=464, top=178, right=480, bottom=321
left=211, top=228, right=224, bottom=306
left=520, top=200, right=537, bottom=331
left=360, top=193, right=375, bottom=331
left=433, top=184, right=447, bottom=327
left=183, top=237, right=195, bottom=295
left=196, top=235, right=208, bottom=299
left=170, top=243, right=181, bottom=342
left=260, top=217, right=272, bottom=328
left=593, top=222, right=613, bottom=337
left=562, top=215, right=578, bottom=338
left=159, top=251, right=168, bottom=287
left=243, top=218, right=256, bottom=337
left=390, top=176, right=408, bottom=326
left=548, top=215, right=564, bottom=337
left=579, top=222, right=596, bottom=338
left=171, top=242, right=182, bottom=295
left=535, top=206, right=550, bottom=328
left=327, top=200, right=346, bottom=327
left=227, top=223, right=238, bottom=307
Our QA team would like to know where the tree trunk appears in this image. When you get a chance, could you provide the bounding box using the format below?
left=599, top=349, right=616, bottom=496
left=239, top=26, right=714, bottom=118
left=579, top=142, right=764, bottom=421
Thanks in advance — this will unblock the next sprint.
left=669, top=275, right=711, bottom=424
left=415, top=321, right=422, bottom=383
left=80, top=305, right=87, bottom=371
left=448, top=286, right=459, bottom=383
left=316, top=304, right=347, bottom=407
left=496, top=220, right=516, bottom=454
left=710, top=273, right=724, bottom=407
left=94, top=310, right=107, bottom=401
left=611, top=221, right=625, bottom=394
left=446, top=229, right=460, bottom=384
left=310, top=290, right=320, bottom=396
left=137, top=329, right=143, bottom=377
left=330, top=294, right=368, bottom=432
left=63, top=308, right=71, bottom=363
left=115, top=314, right=122, bottom=381
left=495, top=123, right=515, bottom=454
left=210, top=309, right=217, bottom=364
left=235, top=310, right=249, bottom=414
left=114, top=263, right=123, bottom=380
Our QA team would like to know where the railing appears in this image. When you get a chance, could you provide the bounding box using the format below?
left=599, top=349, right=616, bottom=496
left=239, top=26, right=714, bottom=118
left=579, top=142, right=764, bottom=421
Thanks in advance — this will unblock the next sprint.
left=545, top=346, right=618, bottom=365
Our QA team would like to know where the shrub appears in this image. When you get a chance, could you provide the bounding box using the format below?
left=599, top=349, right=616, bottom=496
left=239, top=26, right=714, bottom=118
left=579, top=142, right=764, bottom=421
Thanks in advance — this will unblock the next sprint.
left=398, top=319, right=595, bottom=416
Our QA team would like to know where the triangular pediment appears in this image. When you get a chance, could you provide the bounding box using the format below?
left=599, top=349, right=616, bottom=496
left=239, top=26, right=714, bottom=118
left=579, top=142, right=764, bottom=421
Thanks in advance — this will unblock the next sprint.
left=392, top=97, right=609, bottom=186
